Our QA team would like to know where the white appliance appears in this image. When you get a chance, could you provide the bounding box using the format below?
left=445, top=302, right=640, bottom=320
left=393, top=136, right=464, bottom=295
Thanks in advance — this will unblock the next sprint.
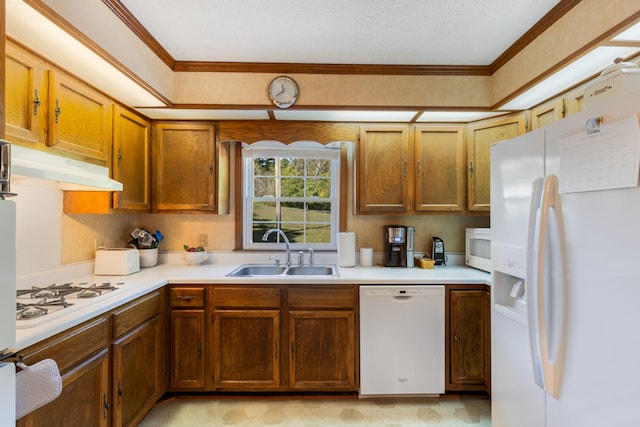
left=0, top=198, right=17, bottom=425
left=359, top=285, right=444, bottom=396
left=94, top=248, right=140, bottom=275
left=465, top=228, right=491, bottom=272
left=490, top=89, right=640, bottom=427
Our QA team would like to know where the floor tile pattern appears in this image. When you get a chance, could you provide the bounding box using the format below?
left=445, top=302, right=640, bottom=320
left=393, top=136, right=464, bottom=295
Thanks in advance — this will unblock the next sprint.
left=139, top=396, right=491, bottom=426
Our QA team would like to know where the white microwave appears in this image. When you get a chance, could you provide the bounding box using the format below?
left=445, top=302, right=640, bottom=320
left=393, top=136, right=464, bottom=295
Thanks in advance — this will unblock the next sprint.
left=465, top=228, right=491, bottom=272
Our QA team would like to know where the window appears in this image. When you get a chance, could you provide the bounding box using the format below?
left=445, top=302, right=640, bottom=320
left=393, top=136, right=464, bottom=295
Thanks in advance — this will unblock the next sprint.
left=242, top=141, right=340, bottom=250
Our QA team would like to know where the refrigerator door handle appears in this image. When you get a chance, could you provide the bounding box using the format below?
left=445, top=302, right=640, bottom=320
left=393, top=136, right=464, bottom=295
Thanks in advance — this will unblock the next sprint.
left=526, top=177, right=544, bottom=389
left=536, top=174, right=566, bottom=398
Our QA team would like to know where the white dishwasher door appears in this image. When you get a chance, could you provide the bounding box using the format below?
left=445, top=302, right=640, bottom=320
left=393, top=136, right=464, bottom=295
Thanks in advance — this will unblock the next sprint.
left=359, top=285, right=445, bottom=396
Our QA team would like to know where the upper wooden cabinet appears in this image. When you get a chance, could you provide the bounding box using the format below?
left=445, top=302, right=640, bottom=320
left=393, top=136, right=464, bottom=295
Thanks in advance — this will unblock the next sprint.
left=531, top=98, right=564, bottom=130
left=48, top=70, right=112, bottom=165
left=152, top=122, right=229, bottom=213
left=5, top=42, right=48, bottom=147
left=357, top=125, right=409, bottom=213
left=414, top=125, right=465, bottom=212
left=357, top=124, right=465, bottom=214
left=6, top=41, right=112, bottom=166
left=112, top=106, right=151, bottom=212
left=466, top=113, right=526, bottom=212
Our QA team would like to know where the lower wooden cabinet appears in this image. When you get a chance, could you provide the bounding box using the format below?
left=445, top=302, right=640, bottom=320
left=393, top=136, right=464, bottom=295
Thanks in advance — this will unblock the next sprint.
left=18, top=348, right=110, bottom=427
left=166, top=284, right=359, bottom=393
left=16, top=290, right=164, bottom=427
left=168, top=287, right=208, bottom=390
left=288, top=286, right=357, bottom=391
left=211, top=287, right=282, bottom=390
left=445, top=284, right=491, bottom=392
left=112, top=315, right=162, bottom=427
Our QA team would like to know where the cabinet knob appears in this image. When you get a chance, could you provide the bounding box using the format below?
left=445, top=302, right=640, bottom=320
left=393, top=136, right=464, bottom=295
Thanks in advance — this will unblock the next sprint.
left=33, top=89, right=41, bottom=116
left=54, top=99, right=62, bottom=124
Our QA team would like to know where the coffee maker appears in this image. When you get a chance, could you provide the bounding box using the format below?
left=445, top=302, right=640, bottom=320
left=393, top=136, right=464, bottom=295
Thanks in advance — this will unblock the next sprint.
left=384, top=225, right=411, bottom=267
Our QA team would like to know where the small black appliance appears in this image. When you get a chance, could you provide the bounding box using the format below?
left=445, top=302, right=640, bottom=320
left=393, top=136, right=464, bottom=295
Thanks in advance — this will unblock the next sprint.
left=431, top=236, right=446, bottom=266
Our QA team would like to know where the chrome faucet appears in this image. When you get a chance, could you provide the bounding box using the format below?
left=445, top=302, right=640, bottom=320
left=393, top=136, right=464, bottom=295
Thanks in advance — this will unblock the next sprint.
left=262, top=229, right=291, bottom=266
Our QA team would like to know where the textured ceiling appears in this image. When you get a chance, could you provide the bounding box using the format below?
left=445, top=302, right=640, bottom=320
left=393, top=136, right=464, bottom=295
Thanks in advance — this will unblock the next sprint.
left=118, top=0, right=562, bottom=65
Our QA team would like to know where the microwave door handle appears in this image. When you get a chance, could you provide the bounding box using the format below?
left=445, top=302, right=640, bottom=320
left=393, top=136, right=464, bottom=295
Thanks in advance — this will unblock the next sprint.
left=526, top=177, right=544, bottom=389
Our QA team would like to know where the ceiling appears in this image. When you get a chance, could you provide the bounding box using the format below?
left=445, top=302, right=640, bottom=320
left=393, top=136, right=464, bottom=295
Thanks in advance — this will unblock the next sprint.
left=11, top=0, right=640, bottom=122
left=118, top=0, right=562, bottom=67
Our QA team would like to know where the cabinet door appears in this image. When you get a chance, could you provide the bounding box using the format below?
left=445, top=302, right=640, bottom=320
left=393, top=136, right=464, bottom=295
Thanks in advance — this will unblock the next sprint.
left=169, top=309, right=206, bottom=390
left=112, top=316, right=162, bottom=427
left=5, top=43, right=48, bottom=147
left=112, top=106, right=150, bottom=211
left=531, top=98, right=564, bottom=130
left=357, top=126, right=409, bottom=213
left=289, top=310, right=356, bottom=390
left=414, top=125, right=465, bottom=212
left=213, top=309, right=280, bottom=390
left=466, top=114, right=526, bottom=211
left=20, top=349, right=110, bottom=427
left=447, top=288, right=490, bottom=392
left=48, top=70, right=112, bottom=165
left=152, top=122, right=216, bottom=212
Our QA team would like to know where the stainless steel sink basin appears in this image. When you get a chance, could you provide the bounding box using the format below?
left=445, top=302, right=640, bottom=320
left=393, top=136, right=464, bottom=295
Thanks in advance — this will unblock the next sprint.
left=285, top=265, right=338, bottom=276
left=226, top=264, right=339, bottom=277
left=226, top=264, right=287, bottom=277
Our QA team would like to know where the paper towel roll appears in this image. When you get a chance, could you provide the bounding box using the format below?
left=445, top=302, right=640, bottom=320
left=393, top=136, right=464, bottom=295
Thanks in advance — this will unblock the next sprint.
left=337, top=232, right=356, bottom=267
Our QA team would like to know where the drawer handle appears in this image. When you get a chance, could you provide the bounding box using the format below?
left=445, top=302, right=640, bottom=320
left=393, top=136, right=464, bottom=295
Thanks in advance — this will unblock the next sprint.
left=177, top=295, right=197, bottom=301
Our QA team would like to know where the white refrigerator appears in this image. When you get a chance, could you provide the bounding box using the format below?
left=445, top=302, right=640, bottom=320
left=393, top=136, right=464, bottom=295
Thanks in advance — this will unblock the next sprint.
left=490, top=89, right=640, bottom=427
left=0, top=198, right=17, bottom=425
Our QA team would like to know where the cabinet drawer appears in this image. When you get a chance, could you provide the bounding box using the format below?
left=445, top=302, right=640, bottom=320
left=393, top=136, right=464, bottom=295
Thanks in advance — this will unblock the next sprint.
left=112, top=291, right=161, bottom=338
left=289, top=286, right=356, bottom=309
left=213, top=287, right=281, bottom=308
left=19, top=316, right=110, bottom=374
left=170, top=287, right=206, bottom=308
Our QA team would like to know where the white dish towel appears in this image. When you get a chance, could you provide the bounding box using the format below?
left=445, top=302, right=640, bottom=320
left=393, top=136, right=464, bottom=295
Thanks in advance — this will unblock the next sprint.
left=15, top=359, right=62, bottom=420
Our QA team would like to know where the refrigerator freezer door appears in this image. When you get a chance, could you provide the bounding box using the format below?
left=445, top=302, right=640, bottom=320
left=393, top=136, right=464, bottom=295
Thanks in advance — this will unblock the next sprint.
left=0, top=201, right=16, bottom=351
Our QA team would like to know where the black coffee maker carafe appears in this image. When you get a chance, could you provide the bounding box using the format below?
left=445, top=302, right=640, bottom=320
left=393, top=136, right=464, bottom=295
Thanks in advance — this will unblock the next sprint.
left=384, top=225, right=407, bottom=267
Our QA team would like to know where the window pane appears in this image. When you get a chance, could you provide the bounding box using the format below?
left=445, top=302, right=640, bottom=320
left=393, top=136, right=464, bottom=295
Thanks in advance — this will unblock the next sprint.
left=306, top=178, right=331, bottom=198
left=253, top=201, right=277, bottom=221
left=254, top=177, right=276, bottom=197
left=253, top=157, right=275, bottom=175
left=281, top=178, right=304, bottom=197
left=282, top=224, right=304, bottom=244
left=281, top=201, right=304, bottom=222
left=308, top=202, right=332, bottom=223
left=252, top=222, right=277, bottom=244
left=281, top=158, right=304, bottom=176
left=306, top=223, right=332, bottom=243
left=307, top=159, right=331, bottom=177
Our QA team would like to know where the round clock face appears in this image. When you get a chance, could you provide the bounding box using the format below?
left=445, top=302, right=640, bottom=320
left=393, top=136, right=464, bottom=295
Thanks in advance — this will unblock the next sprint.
left=268, top=76, right=299, bottom=108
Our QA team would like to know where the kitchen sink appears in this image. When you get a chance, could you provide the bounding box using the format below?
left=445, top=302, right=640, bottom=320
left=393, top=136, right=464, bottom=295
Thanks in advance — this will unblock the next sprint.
left=226, top=264, right=287, bottom=277
left=285, top=265, right=337, bottom=276
left=226, top=264, right=338, bottom=277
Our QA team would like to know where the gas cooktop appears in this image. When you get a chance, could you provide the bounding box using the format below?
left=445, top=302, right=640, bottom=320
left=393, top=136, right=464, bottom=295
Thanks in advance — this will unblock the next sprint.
left=16, top=281, right=124, bottom=328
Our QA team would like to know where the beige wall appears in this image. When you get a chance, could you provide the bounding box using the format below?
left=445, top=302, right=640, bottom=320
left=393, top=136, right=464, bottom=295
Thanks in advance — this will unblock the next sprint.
left=62, top=142, right=488, bottom=263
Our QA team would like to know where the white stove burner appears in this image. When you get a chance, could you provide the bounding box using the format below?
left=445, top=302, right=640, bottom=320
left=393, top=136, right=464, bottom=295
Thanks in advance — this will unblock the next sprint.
left=16, top=280, right=124, bottom=328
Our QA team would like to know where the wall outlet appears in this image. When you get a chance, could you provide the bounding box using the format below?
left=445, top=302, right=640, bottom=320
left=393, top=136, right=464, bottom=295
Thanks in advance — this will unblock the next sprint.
left=199, top=233, right=208, bottom=248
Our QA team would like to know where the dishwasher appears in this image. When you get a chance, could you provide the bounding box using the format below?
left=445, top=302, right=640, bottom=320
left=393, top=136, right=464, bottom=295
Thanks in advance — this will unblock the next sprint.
left=359, top=285, right=445, bottom=396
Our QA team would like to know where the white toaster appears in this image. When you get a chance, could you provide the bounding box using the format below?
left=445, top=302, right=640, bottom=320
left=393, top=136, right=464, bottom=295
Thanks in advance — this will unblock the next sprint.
left=94, top=248, right=140, bottom=275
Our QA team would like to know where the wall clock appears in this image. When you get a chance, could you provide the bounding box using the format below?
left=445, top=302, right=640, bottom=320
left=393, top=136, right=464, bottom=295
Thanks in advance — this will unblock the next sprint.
left=268, top=76, right=299, bottom=108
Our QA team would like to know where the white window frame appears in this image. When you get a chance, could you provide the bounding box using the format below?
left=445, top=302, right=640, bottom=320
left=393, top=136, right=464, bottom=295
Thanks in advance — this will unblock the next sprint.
left=242, top=141, right=340, bottom=251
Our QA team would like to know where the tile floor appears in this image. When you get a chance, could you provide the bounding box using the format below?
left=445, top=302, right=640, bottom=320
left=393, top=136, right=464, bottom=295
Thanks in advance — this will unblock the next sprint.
left=138, top=396, right=491, bottom=426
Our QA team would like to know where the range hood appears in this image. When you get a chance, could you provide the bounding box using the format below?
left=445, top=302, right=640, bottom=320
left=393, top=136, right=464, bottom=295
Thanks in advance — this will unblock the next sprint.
left=11, top=145, right=123, bottom=191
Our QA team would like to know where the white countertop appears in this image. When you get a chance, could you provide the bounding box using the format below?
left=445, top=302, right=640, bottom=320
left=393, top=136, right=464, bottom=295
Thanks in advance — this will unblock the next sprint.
left=14, top=252, right=490, bottom=350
